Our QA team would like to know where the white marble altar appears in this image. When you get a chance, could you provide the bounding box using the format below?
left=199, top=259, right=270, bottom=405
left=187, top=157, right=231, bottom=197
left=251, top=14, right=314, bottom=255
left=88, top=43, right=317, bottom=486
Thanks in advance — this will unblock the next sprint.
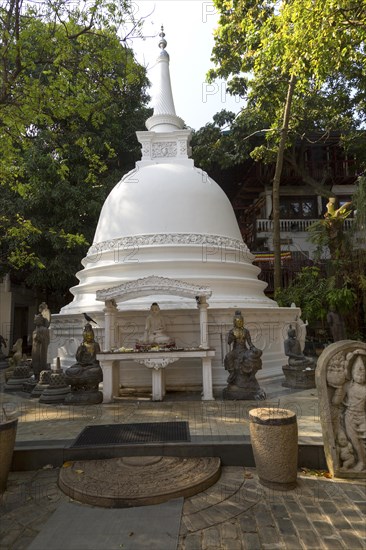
left=98, top=349, right=215, bottom=402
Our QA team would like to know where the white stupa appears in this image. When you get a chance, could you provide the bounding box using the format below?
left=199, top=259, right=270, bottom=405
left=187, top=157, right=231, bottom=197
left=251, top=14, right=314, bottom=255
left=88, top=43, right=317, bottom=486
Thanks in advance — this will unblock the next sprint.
left=53, top=29, right=299, bottom=383
left=60, top=28, right=275, bottom=314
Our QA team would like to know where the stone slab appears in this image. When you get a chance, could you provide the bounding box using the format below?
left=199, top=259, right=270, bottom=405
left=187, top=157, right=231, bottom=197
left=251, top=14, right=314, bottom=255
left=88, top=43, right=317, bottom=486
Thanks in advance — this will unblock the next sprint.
left=27, top=498, right=183, bottom=550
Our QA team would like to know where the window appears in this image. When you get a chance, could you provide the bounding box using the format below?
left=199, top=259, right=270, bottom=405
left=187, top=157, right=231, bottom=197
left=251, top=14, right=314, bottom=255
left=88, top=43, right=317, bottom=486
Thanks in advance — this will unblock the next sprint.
left=279, top=197, right=317, bottom=219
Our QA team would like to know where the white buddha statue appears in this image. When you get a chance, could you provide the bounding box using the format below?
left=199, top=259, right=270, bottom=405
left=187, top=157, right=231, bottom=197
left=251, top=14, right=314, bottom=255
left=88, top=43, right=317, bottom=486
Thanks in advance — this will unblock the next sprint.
left=143, top=303, right=171, bottom=345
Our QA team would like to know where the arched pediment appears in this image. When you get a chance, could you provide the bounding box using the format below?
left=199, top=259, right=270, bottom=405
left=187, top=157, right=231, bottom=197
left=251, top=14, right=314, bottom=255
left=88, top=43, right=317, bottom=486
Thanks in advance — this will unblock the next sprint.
left=96, top=276, right=212, bottom=304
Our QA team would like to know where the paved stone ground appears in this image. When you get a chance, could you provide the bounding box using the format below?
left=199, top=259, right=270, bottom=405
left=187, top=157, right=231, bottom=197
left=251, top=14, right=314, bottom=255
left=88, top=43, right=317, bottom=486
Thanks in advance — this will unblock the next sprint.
left=0, top=373, right=323, bottom=445
left=0, top=466, right=365, bottom=549
left=1, top=368, right=365, bottom=549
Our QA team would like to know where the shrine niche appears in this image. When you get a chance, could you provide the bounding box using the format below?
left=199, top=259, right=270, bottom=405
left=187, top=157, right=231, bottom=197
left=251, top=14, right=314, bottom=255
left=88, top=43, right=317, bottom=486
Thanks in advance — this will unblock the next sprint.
left=316, top=341, right=366, bottom=478
left=96, top=276, right=215, bottom=402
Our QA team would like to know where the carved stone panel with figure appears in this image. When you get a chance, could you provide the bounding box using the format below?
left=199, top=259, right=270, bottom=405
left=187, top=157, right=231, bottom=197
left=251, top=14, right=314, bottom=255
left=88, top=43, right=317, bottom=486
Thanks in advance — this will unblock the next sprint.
left=316, top=340, right=366, bottom=478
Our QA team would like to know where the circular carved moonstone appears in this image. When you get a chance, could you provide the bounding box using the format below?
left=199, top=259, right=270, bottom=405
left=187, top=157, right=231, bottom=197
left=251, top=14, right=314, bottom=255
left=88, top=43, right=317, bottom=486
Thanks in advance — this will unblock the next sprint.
left=58, top=456, right=221, bottom=508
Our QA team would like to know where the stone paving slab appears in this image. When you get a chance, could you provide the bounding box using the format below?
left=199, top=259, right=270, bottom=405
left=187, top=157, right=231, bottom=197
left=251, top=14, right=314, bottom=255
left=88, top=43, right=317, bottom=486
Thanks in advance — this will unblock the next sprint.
left=1, top=467, right=365, bottom=550
left=27, top=498, right=183, bottom=550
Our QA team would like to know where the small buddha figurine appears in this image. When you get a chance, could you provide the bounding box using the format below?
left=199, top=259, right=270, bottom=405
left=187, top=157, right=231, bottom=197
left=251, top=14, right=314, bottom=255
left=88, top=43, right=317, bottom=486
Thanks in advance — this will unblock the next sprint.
left=143, top=303, right=171, bottom=345
left=284, top=326, right=316, bottom=368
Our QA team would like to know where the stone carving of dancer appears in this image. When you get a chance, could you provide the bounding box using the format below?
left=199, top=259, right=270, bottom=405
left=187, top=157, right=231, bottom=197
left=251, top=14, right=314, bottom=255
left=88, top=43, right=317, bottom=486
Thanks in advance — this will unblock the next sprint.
left=343, top=354, right=366, bottom=472
left=331, top=350, right=366, bottom=473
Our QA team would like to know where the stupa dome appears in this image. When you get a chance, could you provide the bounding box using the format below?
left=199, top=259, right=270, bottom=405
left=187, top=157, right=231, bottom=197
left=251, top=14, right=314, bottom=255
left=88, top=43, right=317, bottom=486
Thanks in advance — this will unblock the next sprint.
left=60, top=28, right=276, bottom=314
left=93, top=163, right=242, bottom=243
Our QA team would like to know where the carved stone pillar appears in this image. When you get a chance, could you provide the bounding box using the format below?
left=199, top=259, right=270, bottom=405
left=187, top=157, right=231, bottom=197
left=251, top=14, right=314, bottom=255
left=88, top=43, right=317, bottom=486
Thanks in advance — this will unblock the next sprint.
left=198, top=297, right=209, bottom=350
left=103, top=299, right=118, bottom=351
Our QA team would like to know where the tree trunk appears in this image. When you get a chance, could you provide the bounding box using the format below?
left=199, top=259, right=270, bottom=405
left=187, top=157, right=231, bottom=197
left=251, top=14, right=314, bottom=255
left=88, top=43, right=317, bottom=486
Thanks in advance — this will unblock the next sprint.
left=273, top=73, right=296, bottom=292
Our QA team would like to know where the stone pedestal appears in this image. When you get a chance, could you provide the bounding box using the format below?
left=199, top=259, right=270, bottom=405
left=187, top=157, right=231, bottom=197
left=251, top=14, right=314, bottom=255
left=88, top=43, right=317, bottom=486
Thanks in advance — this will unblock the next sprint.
left=4, top=365, right=32, bottom=392
left=223, top=380, right=266, bottom=401
left=282, top=365, right=316, bottom=389
left=31, top=369, right=52, bottom=398
left=64, top=366, right=103, bottom=405
left=249, top=408, right=298, bottom=490
left=39, top=372, right=70, bottom=404
left=22, top=379, right=38, bottom=394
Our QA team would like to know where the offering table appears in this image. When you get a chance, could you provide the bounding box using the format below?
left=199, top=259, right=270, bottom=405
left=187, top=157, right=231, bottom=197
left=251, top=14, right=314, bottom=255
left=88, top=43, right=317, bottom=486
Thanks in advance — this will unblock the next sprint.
left=97, top=349, right=216, bottom=402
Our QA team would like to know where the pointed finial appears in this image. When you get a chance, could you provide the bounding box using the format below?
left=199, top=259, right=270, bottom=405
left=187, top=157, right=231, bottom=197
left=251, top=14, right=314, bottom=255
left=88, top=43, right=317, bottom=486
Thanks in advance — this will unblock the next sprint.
left=158, top=25, right=167, bottom=50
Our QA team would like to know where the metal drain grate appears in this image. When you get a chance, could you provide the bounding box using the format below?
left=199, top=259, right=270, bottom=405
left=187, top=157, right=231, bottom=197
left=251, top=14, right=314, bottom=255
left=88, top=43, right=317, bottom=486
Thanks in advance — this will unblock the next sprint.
left=70, top=421, right=191, bottom=448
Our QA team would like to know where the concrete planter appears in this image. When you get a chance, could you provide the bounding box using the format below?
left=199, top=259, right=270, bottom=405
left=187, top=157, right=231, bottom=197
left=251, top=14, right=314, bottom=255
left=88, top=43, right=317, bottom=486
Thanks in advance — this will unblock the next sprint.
left=249, top=408, right=298, bottom=490
left=0, top=418, right=18, bottom=493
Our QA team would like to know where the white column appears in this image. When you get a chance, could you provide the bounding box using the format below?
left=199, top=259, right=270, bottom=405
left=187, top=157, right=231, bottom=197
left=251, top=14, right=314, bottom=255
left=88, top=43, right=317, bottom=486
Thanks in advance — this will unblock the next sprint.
left=100, top=359, right=119, bottom=403
left=103, top=299, right=118, bottom=351
left=198, top=297, right=209, bottom=350
left=201, top=356, right=214, bottom=401
left=151, top=369, right=164, bottom=401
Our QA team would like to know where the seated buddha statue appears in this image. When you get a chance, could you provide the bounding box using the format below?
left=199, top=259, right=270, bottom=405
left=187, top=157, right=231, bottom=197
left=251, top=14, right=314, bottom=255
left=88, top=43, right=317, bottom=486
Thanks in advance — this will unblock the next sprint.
left=284, top=327, right=316, bottom=368
left=143, top=303, right=171, bottom=345
left=65, top=323, right=103, bottom=392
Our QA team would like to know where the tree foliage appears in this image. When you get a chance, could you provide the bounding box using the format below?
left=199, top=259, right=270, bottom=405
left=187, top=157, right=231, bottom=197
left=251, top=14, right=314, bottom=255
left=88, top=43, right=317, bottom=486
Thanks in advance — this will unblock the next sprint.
left=276, top=176, right=366, bottom=338
left=208, top=0, right=366, bottom=290
left=0, top=0, right=150, bottom=299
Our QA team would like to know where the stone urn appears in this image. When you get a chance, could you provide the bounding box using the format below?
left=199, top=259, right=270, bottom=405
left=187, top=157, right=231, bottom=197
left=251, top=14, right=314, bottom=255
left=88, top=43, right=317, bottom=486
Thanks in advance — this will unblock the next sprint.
left=0, top=418, right=18, bottom=493
left=249, top=408, right=298, bottom=490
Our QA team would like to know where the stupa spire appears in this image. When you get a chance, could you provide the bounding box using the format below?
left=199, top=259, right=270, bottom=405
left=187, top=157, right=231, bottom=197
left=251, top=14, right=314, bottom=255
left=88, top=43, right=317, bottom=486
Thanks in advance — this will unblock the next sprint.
left=145, top=26, right=185, bottom=132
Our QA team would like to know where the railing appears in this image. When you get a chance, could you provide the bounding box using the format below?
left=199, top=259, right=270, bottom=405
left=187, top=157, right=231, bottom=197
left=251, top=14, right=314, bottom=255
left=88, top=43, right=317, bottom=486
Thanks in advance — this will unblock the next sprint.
left=257, top=218, right=354, bottom=233
left=256, top=257, right=314, bottom=294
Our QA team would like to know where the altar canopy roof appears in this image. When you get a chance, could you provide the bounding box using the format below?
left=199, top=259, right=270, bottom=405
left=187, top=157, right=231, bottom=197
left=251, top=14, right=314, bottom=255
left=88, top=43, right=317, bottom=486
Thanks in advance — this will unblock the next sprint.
left=96, top=276, right=212, bottom=304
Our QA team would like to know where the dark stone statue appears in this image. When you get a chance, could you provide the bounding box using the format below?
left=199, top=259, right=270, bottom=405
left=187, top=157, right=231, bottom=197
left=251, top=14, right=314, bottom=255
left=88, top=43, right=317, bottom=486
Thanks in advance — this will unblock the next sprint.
left=327, top=308, right=346, bottom=342
left=65, top=323, right=103, bottom=404
left=0, top=334, right=7, bottom=360
left=223, top=311, right=266, bottom=400
left=31, top=312, right=50, bottom=381
left=282, top=326, right=316, bottom=389
left=284, top=327, right=316, bottom=368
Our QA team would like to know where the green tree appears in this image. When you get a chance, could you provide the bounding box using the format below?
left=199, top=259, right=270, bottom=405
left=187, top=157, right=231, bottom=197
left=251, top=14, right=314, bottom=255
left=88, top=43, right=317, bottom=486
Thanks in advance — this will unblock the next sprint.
left=276, top=176, right=366, bottom=339
left=208, top=0, right=366, bottom=290
left=0, top=0, right=150, bottom=301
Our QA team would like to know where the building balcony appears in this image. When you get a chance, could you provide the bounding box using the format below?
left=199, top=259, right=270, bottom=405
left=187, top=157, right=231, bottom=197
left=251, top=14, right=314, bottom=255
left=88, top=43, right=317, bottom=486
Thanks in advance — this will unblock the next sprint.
left=256, top=218, right=354, bottom=234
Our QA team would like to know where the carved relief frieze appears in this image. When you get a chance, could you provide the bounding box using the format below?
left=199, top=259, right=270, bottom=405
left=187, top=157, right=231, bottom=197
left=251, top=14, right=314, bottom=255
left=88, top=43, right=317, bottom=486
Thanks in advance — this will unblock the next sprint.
left=88, top=233, right=250, bottom=257
left=134, top=357, right=179, bottom=370
left=141, top=142, right=151, bottom=157
left=178, top=140, right=187, bottom=155
left=152, top=142, right=177, bottom=158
